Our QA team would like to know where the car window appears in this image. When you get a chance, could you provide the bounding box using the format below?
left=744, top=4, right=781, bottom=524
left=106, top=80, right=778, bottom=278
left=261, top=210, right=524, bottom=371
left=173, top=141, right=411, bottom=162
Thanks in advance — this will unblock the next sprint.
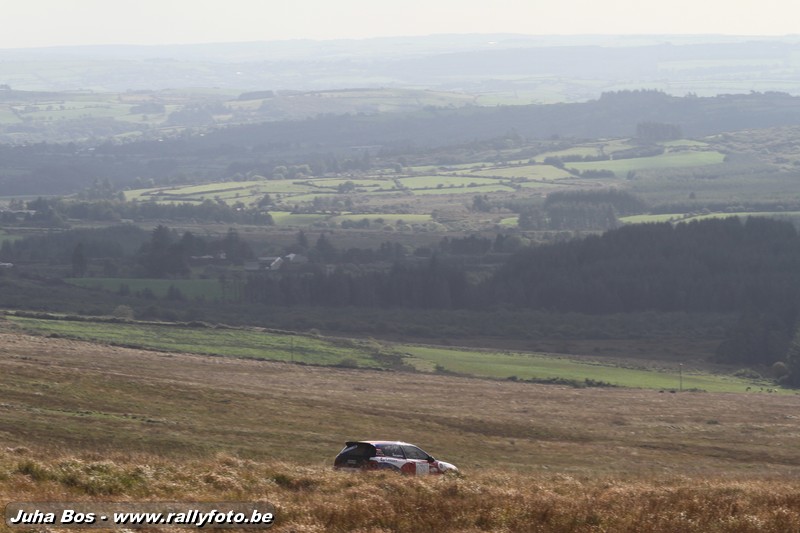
left=375, top=444, right=405, bottom=458
left=401, top=445, right=429, bottom=460
left=340, top=443, right=373, bottom=458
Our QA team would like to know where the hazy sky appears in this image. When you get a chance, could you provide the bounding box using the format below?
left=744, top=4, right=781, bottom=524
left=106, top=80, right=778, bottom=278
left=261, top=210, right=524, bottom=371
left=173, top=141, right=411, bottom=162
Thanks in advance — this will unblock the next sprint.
left=3, top=0, right=798, bottom=48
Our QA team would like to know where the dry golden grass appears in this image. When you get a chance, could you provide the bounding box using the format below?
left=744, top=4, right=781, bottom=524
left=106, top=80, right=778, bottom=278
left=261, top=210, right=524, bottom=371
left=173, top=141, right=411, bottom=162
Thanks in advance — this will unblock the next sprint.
left=3, top=450, right=800, bottom=532
left=3, top=325, right=800, bottom=531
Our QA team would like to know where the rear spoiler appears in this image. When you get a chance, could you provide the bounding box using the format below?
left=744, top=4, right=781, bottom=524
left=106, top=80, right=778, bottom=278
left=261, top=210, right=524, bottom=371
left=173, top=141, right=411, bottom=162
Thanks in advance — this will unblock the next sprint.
left=344, top=441, right=379, bottom=451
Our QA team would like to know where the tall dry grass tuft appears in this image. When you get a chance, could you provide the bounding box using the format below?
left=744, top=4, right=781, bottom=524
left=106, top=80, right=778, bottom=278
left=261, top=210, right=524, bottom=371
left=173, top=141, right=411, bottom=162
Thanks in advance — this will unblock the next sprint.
left=3, top=448, right=800, bottom=532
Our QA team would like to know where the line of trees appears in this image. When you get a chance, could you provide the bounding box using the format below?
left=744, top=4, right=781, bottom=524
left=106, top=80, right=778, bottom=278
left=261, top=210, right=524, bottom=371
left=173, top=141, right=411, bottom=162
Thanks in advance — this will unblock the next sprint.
left=0, top=225, right=149, bottom=263
left=240, top=217, right=800, bottom=315
left=496, top=217, right=800, bottom=315
left=136, top=226, right=255, bottom=277
left=0, top=224, right=256, bottom=278
left=518, top=189, right=647, bottom=231
left=7, top=216, right=800, bottom=372
left=238, top=217, right=800, bottom=369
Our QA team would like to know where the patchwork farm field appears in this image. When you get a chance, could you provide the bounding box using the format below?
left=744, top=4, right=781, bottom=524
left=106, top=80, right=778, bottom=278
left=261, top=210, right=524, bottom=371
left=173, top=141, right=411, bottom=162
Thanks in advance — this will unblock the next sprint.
left=124, top=174, right=529, bottom=207
left=532, top=139, right=639, bottom=162
left=117, top=138, right=732, bottom=226
left=411, top=183, right=516, bottom=195
left=124, top=180, right=282, bottom=203
left=103, top=135, right=746, bottom=240
left=397, top=176, right=504, bottom=189
left=2, top=322, right=800, bottom=532
left=468, top=164, right=575, bottom=180
left=567, top=150, right=726, bottom=177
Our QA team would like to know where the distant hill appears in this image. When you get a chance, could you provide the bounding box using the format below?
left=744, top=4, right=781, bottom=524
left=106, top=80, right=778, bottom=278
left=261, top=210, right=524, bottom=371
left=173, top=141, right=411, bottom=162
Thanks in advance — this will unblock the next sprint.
left=3, top=90, right=800, bottom=194
left=1, top=35, right=800, bottom=98
left=185, top=90, right=800, bottom=148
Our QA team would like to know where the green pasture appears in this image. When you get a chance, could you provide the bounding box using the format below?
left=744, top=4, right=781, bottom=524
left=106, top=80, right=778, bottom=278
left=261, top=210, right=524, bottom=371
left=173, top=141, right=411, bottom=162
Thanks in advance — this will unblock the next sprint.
left=125, top=181, right=275, bottom=203
left=17, top=102, right=132, bottom=122
left=0, top=106, right=21, bottom=123
left=252, top=181, right=323, bottom=194
left=65, top=278, right=223, bottom=300
left=532, top=145, right=607, bottom=163
left=620, top=214, right=685, bottom=224
left=6, top=316, right=379, bottom=367
left=567, top=150, right=726, bottom=177
left=621, top=211, right=800, bottom=225
left=121, top=168, right=549, bottom=208
left=470, top=164, right=574, bottom=180
left=125, top=178, right=412, bottom=203
left=309, top=178, right=397, bottom=190
left=269, top=211, right=329, bottom=226
left=661, top=139, right=710, bottom=148
left=4, top=95, right=134, bottom=121
left=517, top=180, right=568, bottom=189
left=281, top=192, right=339, bottom=204
left=123, top=189, right=152, bottom=201
left=137, top=197, right=204, bottom=205
left=187, top=189, right=265, bottom=203
left=685, top=212, right=800, bottom=223
left=411, top=184, right=515, bottom=195
left=398, top=175, right=505, bottom=189
left=533, top=146, right=602, bottom=162
left=331, top=213, right=432, bottom=224
left=124, top=188, right=184, bottom=202
left=155, top=181, right=265, bottom=196
left=402, top=345, right=774, bottom=393
left=0, top=229, right=22, bottom=243
left=253, top=182, right=311, bottom=194
left=273, top=209, right=436, bottom=227
left=3, top=314, right=779, bottom=393
left=408, top=163, right=492, bottom=173
left=581, top=139, right=637, bottom=156
left=532, top=140, right=644, bottom=163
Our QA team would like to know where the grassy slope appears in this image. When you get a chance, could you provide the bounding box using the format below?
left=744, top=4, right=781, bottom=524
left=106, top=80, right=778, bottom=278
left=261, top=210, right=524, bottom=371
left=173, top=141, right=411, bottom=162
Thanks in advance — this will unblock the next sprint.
left=6, top=315, right=772, bottom=393
left=5, top=316, right=380, bottom=367
left=402, top=345, right=771, bottom=393
left=3, top=453, right=800, bottom=533
left=1, top=325, right=799, bottom=472
left=2, top=326, right=800, bottom=531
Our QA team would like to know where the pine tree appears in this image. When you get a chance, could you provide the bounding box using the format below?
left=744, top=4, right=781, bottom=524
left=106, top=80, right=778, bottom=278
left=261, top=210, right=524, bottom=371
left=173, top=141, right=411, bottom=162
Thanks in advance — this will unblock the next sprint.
left=71, top=242, right=87, bottom=277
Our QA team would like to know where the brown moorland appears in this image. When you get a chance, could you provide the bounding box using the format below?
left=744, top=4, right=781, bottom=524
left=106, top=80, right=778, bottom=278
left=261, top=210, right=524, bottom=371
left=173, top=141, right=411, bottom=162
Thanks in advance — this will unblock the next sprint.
left=2, top=326, right=800, bottom=531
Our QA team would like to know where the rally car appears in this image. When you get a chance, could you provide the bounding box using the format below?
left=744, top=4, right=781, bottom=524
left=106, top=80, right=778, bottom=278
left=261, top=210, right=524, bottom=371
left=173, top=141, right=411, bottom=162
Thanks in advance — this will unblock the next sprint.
left=333, top=440, right=459, bottom=475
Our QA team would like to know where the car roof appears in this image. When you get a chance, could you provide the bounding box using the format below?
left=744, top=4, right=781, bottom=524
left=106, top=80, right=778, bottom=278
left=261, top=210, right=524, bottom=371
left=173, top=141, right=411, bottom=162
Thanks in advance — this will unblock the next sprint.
left=346, top=440, right=413, bottom=446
